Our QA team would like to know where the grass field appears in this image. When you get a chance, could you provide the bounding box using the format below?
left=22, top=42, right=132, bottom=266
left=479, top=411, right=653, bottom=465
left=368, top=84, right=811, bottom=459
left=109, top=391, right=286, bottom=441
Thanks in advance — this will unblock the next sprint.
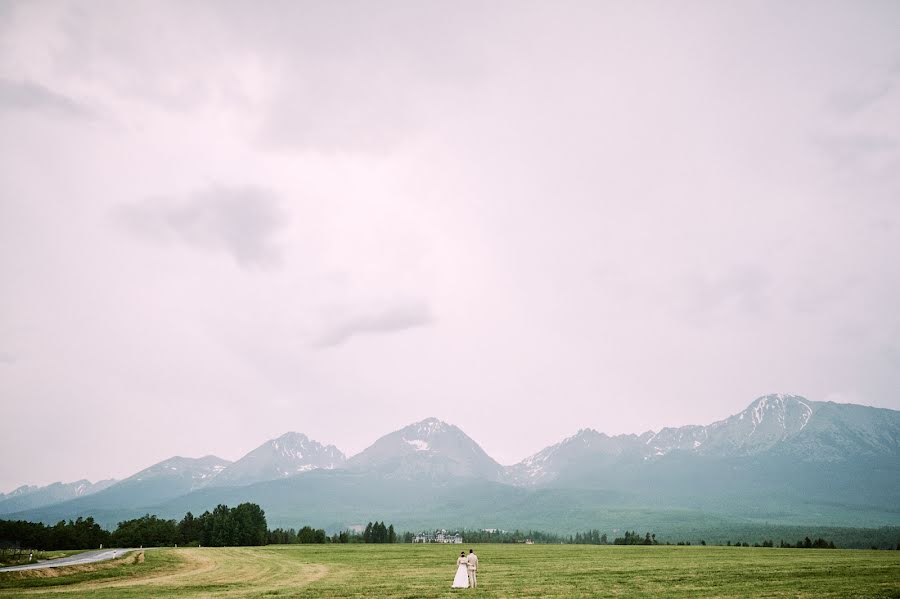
left=1, top=544, right=898, bottom=598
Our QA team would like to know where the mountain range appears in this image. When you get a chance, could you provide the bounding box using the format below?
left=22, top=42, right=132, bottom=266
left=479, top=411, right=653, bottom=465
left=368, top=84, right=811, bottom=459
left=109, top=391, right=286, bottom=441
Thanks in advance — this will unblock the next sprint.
left=4, top=394, right=899, bottom=536
left=0, top=479, right=116, bottom=515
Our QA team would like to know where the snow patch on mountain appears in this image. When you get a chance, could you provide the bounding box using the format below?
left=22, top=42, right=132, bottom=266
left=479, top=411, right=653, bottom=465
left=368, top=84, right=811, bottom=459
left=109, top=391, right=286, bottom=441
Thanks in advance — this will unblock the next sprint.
left=405, top=439, right=430, bottom=451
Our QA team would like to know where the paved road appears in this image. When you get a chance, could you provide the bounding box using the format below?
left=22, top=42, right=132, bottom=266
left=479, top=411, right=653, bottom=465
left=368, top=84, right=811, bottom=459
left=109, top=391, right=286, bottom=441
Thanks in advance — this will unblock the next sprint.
left=0, top=548, right=137, bottom=572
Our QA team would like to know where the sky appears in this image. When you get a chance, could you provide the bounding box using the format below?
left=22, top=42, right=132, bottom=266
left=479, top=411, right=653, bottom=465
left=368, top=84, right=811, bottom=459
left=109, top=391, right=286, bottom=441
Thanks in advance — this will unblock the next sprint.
left=1, top=0, right=899, bottom=492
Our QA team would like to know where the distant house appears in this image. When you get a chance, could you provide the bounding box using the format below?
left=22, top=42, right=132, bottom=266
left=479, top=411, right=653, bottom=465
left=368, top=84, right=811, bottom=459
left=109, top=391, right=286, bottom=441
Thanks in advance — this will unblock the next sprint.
left=437, top=531, right=463, bottom=544
left=412, top=529, right=463, bottom=544
left=524, top=539, right=534, bottom=545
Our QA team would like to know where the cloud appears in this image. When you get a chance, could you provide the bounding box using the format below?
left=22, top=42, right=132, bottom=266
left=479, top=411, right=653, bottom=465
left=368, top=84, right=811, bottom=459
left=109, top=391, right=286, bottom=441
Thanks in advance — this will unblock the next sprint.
left=242, top=3, right=491, bottom=152
left=0, top=351, right=16, bottom=365
left=114, top=186, right=287, bottom=268
left=4, top=0, right=900, bottom=488
left=829, top=82, right=893, bottom=116
left=314, top=301, right=434, bottom=348
left=261, top=74, right=417, bottom=153
left=0, top=78, right=94, bottom=118
left=815, top=133, right=897, bottom=166
left=678, top=265, right=772, bottom=325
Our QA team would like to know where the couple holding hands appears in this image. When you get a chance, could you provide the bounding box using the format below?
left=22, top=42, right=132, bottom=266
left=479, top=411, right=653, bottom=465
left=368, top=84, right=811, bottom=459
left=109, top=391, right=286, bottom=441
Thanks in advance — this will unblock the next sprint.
left=451, top=549, right=478, bottom=589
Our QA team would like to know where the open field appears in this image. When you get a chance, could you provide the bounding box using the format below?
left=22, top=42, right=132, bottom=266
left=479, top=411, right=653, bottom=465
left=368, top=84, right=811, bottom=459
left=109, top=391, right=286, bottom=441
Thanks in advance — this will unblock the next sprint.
left=1, top=544, right=898, bottom=598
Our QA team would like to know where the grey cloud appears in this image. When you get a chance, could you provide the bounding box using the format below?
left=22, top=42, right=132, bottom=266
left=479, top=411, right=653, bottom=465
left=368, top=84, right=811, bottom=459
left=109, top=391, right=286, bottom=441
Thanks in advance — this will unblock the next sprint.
left=314, top=301, right=434, bottom=348
left=0, top=351, right=16, bottom=365
left=35, top=1, right=489, bottom=151
left=262, top=77, right=416, bottom=153
left=0, top=79, right=94, bottom=118
left=815, top=133, right=897, bottom=166
left=47, top=2, right=224, bottom=112
left=230, top=3, right=492, bottom=152
left=115, top=186, right=287, bottom=268
left=829, top=59, right=900, bottom=116
left=5, top=0, right=900, bottom=488
left=679, top=266, right=771, bottom=324
left=829, top=82, right=893, bottom=115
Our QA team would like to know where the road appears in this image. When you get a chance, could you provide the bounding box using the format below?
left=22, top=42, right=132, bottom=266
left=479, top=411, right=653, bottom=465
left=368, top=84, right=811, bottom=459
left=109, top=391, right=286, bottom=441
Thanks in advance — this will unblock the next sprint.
left=0, top=548, right=136, bottom=572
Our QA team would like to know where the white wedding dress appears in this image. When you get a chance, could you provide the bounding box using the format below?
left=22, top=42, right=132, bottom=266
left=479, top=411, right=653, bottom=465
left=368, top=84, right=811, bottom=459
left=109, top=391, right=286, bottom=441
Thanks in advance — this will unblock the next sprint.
left=451, top=558, right=469, bottom=588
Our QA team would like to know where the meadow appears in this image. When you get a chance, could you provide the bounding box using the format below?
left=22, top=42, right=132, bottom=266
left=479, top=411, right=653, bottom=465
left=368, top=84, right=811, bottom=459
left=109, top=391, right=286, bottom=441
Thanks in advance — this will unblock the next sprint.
left=1, top=544, right=899, bottom=598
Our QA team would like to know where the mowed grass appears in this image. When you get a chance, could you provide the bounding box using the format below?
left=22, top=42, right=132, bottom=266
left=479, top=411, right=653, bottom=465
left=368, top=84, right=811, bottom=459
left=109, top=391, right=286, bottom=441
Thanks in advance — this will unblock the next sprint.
left=0, top=550, right=179, bottom=590
left=1, top=544, right=898, bottom=598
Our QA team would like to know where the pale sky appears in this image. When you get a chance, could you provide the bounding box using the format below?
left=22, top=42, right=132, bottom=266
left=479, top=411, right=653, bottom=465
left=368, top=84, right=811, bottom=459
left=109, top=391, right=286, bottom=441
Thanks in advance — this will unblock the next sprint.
left=1, top=1, right=899, bottom=492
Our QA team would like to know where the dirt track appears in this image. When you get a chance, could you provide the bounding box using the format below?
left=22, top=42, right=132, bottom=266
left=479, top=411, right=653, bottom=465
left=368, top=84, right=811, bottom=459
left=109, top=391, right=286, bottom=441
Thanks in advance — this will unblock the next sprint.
left=2, top=548, right=328, bottom=596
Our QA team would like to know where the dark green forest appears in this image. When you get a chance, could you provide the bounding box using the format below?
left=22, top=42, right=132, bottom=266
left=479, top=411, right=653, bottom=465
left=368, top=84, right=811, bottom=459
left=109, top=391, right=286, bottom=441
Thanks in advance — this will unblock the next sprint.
left=0, top=503, right=270, bottom=550
left=2, top=511, right=898, bottom=551
left=0, top=508, right=401, bottom=551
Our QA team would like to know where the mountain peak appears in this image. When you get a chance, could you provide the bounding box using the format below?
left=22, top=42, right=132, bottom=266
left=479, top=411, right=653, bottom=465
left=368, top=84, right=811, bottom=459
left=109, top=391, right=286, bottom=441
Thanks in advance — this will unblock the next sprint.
left=2, top=485, right=39, bottom=499
left=205, top=431, right=346, bottom=488
left=348, top=418, right=503, bottom=481
left=131, top=455, right=231, bottom=481
left=0, top=479, right=118, bottom=516
left=749, top=393, right=810, bottom=407
left=275, top=431, right=309, bottom=441
left=406, top=417, right=451, bottom=436
left=505, top=427, right=632, bottom=486
left=574, top=428, right=604, bottom=438
left=739, top=394, right=814, bottom=433
left=270, top=431, right=312, bottom=453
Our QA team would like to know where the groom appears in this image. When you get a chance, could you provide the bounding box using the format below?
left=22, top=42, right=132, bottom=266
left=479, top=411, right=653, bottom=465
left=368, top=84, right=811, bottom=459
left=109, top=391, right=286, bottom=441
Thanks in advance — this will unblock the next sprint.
left=466, top=548, right=478, bottom=588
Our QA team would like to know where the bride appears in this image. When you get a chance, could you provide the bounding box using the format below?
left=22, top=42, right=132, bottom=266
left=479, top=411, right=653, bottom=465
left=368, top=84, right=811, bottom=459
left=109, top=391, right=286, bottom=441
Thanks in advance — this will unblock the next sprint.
left=451, top=551, right=469, bottom=588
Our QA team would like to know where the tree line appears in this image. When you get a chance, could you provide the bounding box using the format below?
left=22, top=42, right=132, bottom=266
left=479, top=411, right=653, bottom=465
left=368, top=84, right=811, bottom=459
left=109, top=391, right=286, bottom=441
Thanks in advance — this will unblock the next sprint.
left=5, top=515, right=886, bottom=551
left=781, top=537, right=836, bottom=549
left=268, top=526, right=328, bottom=545
left=363, top=521, right=396, bottom=543
left=0, top=510, right=399, bottom=551
left=571, top=529, right=608, bottom=544
left=175, top=504, right=268, bottom=547
left=443, top=529, right=564, bottom=544
left=613, top=531, right=658, bottom=545
left=0, top=516, right=109, bottom=551
left=269, top=521, right=400, bottom=545
left=0, top=503, right=268, bottom=550
left=530, top=528, right=846, bottom=549
left=568, top=530, right=660, bottom=545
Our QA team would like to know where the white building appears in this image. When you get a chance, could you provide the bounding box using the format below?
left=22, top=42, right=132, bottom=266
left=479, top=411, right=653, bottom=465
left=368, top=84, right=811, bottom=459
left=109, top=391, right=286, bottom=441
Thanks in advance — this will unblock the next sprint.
left=412, top=529, right=463, bottom=544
